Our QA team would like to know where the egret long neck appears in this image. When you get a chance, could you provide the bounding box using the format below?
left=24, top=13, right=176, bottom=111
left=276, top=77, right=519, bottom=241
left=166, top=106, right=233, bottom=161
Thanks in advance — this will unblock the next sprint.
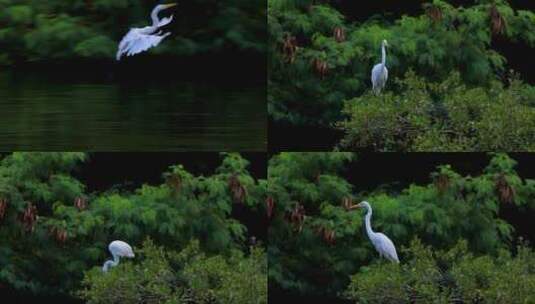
left=364, top=207, right=374, bottom=238
left=381, top=44, right=386, bottom=67
left=112, top=253, right=120, bottom=265
left=103, top=253, right=120, bottom=272
left=151, top=8, right=162, bottom=27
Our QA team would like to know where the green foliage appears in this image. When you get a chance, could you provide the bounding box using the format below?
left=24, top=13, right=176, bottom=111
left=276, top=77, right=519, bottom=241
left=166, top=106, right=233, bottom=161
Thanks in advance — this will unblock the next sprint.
left=345, top=239, right=535, bottom=303
left=0, top=152, right=265, bottom=297
left=268, top=152, right=535, bottom=298
left=0, top=0, right=266, bottom=64
left=337, top=71, right=535, bottom=151
left=268, top=0, right=535, bottom=148
left=79, top=239, right=267, bottom=304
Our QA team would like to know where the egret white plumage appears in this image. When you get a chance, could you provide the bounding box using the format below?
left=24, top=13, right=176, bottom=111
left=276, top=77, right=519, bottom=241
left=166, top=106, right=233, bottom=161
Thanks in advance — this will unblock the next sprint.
left=102, top=240, right=135, bottom=272
left=116, top=3, right=177, bottom=61
left=348, top=201, right=399, bottom=263
left=371, top=39, right=389, bottom=95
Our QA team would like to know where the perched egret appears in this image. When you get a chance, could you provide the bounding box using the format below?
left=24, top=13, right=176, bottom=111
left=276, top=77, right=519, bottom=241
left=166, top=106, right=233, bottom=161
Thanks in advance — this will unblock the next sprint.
left=371, top=39, right=389, bottom=95
left=116, top=3, right=178, bottom=61
left=102, top=240, right=135, bottom=272
left=348, top=201, right=399, bottom=263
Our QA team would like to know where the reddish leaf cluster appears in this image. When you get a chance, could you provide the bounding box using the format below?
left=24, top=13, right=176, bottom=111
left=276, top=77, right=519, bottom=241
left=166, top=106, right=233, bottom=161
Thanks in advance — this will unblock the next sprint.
left=490, top=4, right=506, bottom=35
left=282, top=35, right=298, bottom=64
left=312, top=58, right=329, bottom=79
left=74, top=197, right=87, bottom=211
left=22, top=203, right=37, bottom=233
left=289, top=203, right=305, bottom=233
left=266, top=196, right=275, bottom=219
left=0, top=199, right=7, bottom=221
left=495, top=174, right=515, bottom=204
left=228, top=174, right=247, bottom=203
left=333, top=27, right=346, bottom=42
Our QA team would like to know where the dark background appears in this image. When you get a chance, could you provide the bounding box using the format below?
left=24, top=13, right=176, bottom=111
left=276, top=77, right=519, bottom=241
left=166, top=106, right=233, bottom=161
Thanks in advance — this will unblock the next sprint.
left=269, top=152, right=535, bottom=303
left=270, top=0, right=535, bottom=151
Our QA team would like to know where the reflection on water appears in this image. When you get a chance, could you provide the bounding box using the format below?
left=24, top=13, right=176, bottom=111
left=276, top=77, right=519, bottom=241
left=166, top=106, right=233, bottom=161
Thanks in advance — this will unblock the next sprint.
left=0, top=73, right=266, bottom=151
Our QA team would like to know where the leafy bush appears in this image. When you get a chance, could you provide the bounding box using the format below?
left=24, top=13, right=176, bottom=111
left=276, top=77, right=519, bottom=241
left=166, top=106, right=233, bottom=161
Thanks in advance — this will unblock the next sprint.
left=78, top=239, right=267, bottom=304
left=345, top=239, right=535, bottom=303
left=268, top=152, right=535, bottom=298
left=337, top=71, right=535, bottom=151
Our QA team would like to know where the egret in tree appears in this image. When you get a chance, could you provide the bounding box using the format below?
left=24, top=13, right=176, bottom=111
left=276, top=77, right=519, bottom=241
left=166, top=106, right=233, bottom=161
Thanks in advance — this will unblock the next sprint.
left=371, top=40, right=389, bottom=95
left=347, top=201, right=399, bottom=263
left=116, top=3, right=178, bottom=61
left=102, top=240, right=135, bottom=272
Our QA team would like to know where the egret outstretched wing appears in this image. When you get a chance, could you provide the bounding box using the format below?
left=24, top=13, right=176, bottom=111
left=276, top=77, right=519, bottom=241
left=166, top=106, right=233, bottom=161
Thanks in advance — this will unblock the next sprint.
left=116, top=3, right=177, bottom=61
left=116, top=29, right=171, bottom=60
left=157, top=15, right=174, bottom=27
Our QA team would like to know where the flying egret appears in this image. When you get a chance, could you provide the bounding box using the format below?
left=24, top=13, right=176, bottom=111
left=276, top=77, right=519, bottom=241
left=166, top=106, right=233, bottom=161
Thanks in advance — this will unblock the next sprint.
left=102, top=240, right=135, bottom=272
left=347, top=201, right=399, bottom=263
left=371, top=39, right=389, bottom=95
left=116, top=3, right=178, bottom=61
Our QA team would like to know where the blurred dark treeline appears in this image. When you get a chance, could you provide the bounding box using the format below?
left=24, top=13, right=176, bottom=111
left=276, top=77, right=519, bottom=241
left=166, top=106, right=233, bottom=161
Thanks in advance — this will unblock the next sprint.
left=0, top=0, right=266, bottom=79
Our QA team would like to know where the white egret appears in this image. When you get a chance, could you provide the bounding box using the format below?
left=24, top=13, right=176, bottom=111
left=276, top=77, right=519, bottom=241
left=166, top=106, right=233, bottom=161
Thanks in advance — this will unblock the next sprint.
left=102, top=240, right=135, bottom=272
left=348, top=201, right=399, bottom=263
left=371, top=39, right=389, bottom=95
left=116, top=3, right=178, bottom=61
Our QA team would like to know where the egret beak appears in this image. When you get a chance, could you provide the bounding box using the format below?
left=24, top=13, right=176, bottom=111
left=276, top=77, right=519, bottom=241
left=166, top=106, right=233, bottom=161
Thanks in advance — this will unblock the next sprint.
left=348, top=203, right=363, bottom=210
left=163, top=3, right=178, bottom=9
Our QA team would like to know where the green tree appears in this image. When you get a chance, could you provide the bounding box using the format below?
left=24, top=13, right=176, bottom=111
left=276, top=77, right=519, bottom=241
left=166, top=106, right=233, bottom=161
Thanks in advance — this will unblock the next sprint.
left=268, top=0, right=535, bottom=149
left=0, top=152, right=266, bottom=299
left=268, top=152, right=535, bottom=298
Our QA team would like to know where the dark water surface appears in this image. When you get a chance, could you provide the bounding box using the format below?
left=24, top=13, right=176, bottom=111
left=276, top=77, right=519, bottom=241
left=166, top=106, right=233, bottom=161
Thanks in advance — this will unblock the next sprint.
left=0, top=72, right=266, bottom=151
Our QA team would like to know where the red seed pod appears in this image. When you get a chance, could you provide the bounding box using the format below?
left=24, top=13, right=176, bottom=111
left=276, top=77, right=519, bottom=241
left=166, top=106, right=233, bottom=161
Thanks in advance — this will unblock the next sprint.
left=74, top=197, right=87, bottom=211
left=434, top=174, right=450, bottom=193
left=282, top=35, right=298, bottom=64
left=266, top=196, right=275, bottom=219
left=342, top=197, right=353, bottom=210
left=312, top=58, right=329, bottom=79
left=426, top=5, right=443, bottom=23
left=56, top=229, right=68, bottom=243
left=495, top=174, right=515, bottom=204
left=489, top=4, right=506, bottom=35
left=316, top=226, right=336, bottom=245
left=333, top=27, right=346, bottom=42
left=166, top=174, right=182, bottom=192
left=228, top=174, right=247, bottom=203
left=0, top=199, right=7, bottom=221
left=22, top=203, right=37, bottom=233
left=324, top=229, right=336, bottom=245
left=290, top=203, right=305, bottom=233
